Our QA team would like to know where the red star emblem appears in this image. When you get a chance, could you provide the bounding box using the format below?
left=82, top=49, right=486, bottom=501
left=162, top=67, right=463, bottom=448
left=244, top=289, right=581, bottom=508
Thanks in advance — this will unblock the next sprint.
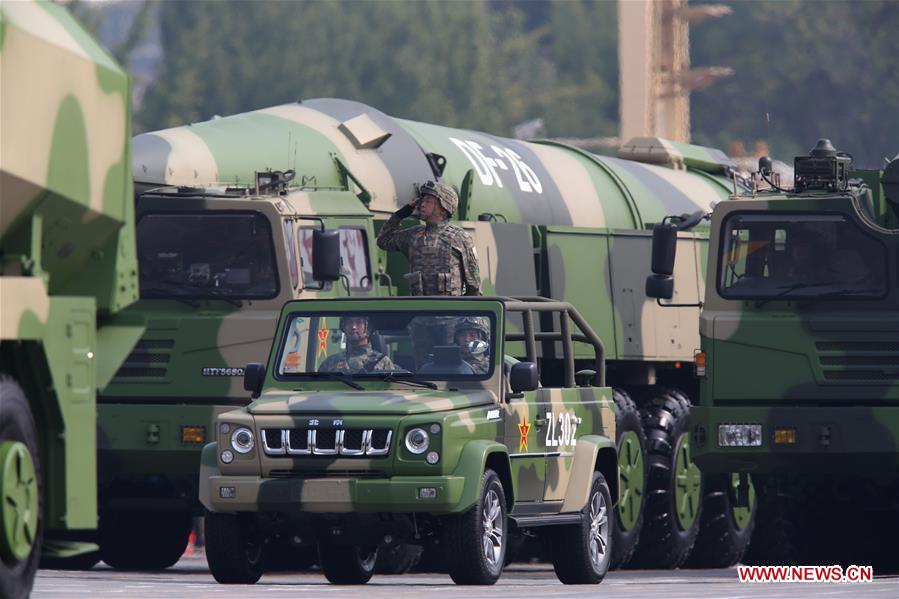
left=518, top=422, right=531, bottom=452
left=317, top=329, right=329, bottom=353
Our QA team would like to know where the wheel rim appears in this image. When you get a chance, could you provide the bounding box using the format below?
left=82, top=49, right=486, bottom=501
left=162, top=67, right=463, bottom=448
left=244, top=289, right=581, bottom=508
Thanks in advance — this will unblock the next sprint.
left=588, top=488, right=609, bottom=569
left=481, top=488, right=503, bottom=567
left=673, top=434, right=702, bottom=531
left=0, top=441, right=39, bottom=562
left=358, top=547, right=377, bottom=571
left=617, top=430, right=644, bottom=530
left=730, top=474, right=756, bottom=531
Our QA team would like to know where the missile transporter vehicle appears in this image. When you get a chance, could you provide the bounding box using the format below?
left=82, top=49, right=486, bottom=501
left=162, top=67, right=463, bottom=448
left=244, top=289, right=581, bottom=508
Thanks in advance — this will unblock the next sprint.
left=0, top=1, right=138, bottom=596
left=108, top=98, right=751, bottom=571
left=647, top=140, right=899, bottom=570
left=200, top=296, right=617, bottom=585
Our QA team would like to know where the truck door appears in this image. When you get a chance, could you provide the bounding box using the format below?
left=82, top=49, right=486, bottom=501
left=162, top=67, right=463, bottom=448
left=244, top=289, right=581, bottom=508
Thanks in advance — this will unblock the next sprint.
left=504, top=388, right=550, bottom=504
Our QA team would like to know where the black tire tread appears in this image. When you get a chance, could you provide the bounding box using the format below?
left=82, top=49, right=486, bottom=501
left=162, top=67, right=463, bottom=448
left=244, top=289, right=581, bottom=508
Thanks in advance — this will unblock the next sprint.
left=444, top=469, right=506, bottom=585
left=683, top=473, right=756, bottom=568
left=627, top=387, right=701, bottom=569
left=0, top=376, right=42, bottom=599
left=319, top=544, right=376, bottom=584
left=204, top=511, right=264, bottom=584
left=610, top=388, right=646, bottom=569
left=549, top=472, right=612, bottom=584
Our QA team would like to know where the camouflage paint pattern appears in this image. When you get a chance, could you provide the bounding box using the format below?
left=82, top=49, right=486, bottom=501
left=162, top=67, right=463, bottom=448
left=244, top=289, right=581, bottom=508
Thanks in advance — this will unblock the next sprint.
left=690, top=182, right=899, bottom=480
left=199, top=297, right=616, bottom=521
left=0, top=0, right=136, bottom=547
left=114, top=98, right=740, bottom=555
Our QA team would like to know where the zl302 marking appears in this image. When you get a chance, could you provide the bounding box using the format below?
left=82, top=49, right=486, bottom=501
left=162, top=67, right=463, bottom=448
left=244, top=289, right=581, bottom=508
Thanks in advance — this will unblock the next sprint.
left=545, top=411, right=581, bottom=448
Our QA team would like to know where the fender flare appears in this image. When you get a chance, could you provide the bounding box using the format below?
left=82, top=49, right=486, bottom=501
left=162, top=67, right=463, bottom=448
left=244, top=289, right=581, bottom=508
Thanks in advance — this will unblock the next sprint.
left=451, top=439, right=511, bottom=513
left=198, top=442, right=220, bottom=512
left=560, top=435, right=617, bottom=513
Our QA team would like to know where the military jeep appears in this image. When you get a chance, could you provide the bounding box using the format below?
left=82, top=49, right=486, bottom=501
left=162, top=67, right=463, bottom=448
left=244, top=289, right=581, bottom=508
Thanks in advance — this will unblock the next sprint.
left=199, top=297, right=617, bottom=585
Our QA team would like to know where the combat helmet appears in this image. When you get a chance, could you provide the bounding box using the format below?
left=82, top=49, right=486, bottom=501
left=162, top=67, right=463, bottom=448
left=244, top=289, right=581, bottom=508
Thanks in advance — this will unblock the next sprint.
left=419, top=180, right=459, bottom=216
left=454, top=316, right=489, bottom=341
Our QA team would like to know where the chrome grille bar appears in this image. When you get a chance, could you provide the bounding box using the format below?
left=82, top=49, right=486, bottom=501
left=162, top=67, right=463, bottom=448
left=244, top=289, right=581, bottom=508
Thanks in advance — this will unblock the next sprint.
left=261, top=428, right=392, bottom=457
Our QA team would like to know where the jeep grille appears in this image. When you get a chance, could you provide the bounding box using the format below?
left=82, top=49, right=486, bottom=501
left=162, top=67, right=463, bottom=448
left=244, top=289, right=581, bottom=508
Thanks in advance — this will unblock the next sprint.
left=261, top=428, right=392, bottom=457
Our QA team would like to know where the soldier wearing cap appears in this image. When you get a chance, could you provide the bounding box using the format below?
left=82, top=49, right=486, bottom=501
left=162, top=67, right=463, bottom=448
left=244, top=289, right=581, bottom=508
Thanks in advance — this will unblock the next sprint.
left=454, top=317, right=491, bottom=374
left=319, top=316, right=397, bottom=374
left=377, top=180, right=481, bottom=296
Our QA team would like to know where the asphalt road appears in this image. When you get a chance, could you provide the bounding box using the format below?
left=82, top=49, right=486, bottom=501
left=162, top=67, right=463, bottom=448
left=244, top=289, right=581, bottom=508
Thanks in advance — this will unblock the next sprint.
left=33, top=554, right=898, bottom=599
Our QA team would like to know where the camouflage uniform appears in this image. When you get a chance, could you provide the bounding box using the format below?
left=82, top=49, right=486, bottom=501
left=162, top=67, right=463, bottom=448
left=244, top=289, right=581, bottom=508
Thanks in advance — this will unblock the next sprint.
left=319, top=344, right=396, bottom=374
left=377, top=181, right=481, bottom=296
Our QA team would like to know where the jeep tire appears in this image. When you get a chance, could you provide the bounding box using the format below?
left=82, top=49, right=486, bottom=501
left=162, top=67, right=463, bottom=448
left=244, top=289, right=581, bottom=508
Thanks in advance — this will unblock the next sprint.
left=319, top=543, right=377, bottom=584
left=204, top=511, right=264, bottom=584
left=444, top=468, right=507, bottom=585
left=100, top=509, right=191, bottom=570
left=549, top=471, right=612, bottom=584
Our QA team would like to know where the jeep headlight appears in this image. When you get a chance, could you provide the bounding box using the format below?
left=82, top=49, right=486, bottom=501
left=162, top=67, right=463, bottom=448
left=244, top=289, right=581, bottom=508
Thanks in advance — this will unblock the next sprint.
left=404, top=428, right=430, bottom=455
left=231, top=427, right=255, bottom=454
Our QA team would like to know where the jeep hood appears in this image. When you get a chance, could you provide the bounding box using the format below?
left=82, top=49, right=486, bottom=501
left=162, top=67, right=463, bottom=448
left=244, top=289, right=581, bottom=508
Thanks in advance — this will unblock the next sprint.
left=248, top=389, right=496, bottom=416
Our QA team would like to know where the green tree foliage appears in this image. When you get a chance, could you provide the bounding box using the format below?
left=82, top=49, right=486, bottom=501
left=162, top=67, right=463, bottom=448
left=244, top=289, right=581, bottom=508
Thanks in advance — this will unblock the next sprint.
left=691, top=0, right=898, bottom=167
left=90, top=0, right=894, bottom=165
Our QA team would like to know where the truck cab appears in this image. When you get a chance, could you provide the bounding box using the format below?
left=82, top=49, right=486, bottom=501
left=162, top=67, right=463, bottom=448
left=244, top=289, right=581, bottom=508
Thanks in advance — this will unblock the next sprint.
left=95, top=180, right=384, bottom=569
left=199, top=296, right=617, bottom=585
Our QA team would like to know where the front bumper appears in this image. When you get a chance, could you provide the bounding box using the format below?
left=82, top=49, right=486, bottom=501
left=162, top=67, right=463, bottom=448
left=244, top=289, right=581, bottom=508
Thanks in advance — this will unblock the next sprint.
left=206, top=474, right=468, bottom=514
left=691, top=405, right=899, bottom=475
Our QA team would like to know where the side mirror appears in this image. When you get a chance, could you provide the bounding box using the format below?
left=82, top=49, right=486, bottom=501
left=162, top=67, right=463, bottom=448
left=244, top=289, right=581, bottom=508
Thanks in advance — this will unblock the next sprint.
left=243, top=363, right=266, bottom=399
left=312, top=229, right=340, bottom=282
left=646, top=221, right=677, bottom=300
left=509, top=362, right=539, bottom=393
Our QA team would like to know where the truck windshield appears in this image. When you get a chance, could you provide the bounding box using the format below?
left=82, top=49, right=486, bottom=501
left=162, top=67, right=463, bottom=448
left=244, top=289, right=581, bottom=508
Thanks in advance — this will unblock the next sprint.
left=718, top=213, right=887, bottom=300
left=137, top=212, right=279, bottom=299
left=276, top=311, right=496, bottom=380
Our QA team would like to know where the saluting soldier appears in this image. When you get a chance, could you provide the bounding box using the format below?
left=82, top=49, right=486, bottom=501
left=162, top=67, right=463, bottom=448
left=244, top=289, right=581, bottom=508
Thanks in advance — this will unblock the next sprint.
left=377, top=180, right=481, bottom=296
left=318, top=316, right=397, bottom=374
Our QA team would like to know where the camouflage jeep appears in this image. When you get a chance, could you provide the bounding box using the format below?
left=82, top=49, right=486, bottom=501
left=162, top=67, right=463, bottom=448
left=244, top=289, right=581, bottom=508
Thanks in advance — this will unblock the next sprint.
left=199, top=296, right=617, bottom=585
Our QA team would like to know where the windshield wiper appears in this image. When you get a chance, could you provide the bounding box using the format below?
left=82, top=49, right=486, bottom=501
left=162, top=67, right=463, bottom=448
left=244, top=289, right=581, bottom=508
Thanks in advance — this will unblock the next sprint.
left=755, top=281, right=836, bottom=307
left=377, top=373, right=438, bottom=390
left=204, top=288, right=243, bottom=307
left=304, top=372, right=365, bottom=390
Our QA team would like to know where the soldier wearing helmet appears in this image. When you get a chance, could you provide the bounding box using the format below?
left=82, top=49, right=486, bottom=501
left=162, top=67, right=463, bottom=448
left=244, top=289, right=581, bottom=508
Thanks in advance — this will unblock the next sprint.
left=454, top=316, right=491, bottom=374
left=319, top=316, right=397, bottom=374
left=377, top=180, right=481, bottom=296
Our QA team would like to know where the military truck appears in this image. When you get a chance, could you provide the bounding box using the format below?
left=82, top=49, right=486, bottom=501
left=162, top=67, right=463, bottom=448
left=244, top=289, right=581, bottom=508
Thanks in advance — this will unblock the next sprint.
left=647, top=140, right=899, bottom=570
left=109, top=98, right=750, bottom=571
left=200, top=296, right=617, bottom=585
left=0, top=1, right=138, bottom=596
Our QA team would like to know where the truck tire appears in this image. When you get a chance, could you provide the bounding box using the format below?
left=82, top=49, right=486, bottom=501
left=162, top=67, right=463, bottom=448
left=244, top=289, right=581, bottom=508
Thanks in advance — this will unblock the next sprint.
left=627, top=388, right=702, bottom=569
left=319, top=543, right=377, bottom=584
left=684, top=473, right=756, bottom=568
left=548, top=471, right=612, bottom=584
left=204, top=511, right=264, bottom=584
left=610, top=388, right=645, bottom=569
left=742, top=477, right=799, bottom=566
left=100, top=510, right=191, bottom=570
left=444, top=468, right=507, bottom=585
left=0, top=377, right=42, bottom=599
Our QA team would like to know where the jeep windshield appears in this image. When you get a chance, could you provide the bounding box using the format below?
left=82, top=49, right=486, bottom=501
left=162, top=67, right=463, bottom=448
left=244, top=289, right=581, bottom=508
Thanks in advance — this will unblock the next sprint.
left=275, top=310, right=496, bottom=381
left=718, top=213, right=887, bottom=300
left=137, top=212, right=279, bottom=299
